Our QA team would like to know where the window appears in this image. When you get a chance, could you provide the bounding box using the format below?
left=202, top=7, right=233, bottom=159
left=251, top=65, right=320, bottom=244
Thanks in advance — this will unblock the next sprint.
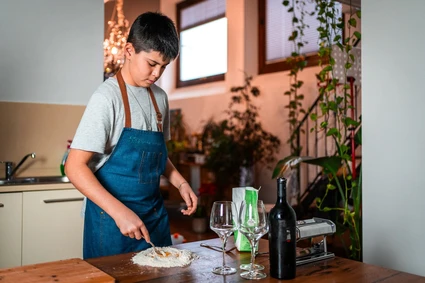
left=176, top=0, right=227, bottom=88
left=258, top=0, right=342, bottom=74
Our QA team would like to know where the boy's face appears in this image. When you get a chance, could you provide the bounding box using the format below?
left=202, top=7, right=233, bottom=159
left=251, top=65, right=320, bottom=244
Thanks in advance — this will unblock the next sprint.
left=125, top=44, right=170, bottom=87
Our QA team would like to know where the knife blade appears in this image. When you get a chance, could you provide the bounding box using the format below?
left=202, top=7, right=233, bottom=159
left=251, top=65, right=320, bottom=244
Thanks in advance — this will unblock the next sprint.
left=200, top=243, right=237, bottom=253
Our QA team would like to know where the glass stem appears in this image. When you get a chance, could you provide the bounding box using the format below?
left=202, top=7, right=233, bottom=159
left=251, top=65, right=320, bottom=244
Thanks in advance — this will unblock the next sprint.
left=222, top=236, right=228, bottom=268
left=250, top=239, right=257, bottom=274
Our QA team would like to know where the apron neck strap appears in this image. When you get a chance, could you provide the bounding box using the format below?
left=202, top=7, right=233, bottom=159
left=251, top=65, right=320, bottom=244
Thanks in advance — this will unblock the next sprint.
left=116, top=69, right=132, bottom=128
left=116, top=69, right=163, bottom=132
left=148, top=88, right=163, bottom=132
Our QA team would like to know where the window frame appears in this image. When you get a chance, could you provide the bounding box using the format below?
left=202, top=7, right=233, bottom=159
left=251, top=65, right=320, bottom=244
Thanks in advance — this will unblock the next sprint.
left=176, top=0, right=226, bottom=88
left=258, top=0, right=326, bottom=75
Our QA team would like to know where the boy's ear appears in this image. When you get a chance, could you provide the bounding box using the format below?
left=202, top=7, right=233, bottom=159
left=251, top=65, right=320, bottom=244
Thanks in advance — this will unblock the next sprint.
left=125, top=43, right=134, bottom=58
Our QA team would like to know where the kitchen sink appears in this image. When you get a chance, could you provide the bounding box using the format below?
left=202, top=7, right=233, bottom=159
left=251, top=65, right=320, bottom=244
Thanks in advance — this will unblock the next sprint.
left=0, top=176, right=70, bottom=186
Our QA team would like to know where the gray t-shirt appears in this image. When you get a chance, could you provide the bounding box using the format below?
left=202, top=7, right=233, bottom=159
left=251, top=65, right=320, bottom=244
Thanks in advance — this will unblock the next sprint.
left=71, top=77, right=170, bottom=172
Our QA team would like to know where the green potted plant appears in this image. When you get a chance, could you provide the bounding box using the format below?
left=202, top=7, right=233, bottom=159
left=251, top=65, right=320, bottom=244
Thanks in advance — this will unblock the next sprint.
left=167, top=109, right=189, bottom=164
left=202, top=74, right=281, bottom=198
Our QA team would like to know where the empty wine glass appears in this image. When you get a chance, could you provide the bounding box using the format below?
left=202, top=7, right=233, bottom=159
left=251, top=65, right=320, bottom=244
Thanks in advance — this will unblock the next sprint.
left=238, top=200, right=269, bottom=280
left=210, top=201, right=238, bottom=275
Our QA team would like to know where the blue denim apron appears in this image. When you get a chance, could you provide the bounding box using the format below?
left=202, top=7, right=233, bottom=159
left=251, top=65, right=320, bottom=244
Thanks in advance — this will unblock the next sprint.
left=83, top=70, right=171, bottom=259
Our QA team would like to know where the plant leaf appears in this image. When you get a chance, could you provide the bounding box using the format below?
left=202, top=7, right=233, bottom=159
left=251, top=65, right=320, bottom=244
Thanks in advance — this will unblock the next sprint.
left=353, top=31, right=361, bottom=40
left=326, top=127, right=339, bottom=137
left=323, top=65, right=333, bottom=72
left=344, top=117, right=360, bottom=127
left=327, top=183, right=336, bottom=190
left=320, top=121, right=328, bottom=128
left=355, top=125, right=362, bottom=145
left=348, top=18, right=357, bottom=28
left=356, top=10, right=361, bottom=19
left=272, top=156, right=297, bottom=178
left=301, top=156, right=343, bottom=174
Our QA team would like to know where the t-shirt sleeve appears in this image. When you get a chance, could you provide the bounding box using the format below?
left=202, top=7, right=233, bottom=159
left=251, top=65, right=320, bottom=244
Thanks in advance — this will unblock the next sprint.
left=71, top=92, right=114, bottom=154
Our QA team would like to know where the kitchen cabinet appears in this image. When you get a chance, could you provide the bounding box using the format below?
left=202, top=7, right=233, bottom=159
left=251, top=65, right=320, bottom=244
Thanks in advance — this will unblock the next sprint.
left=22, top=189, right=84, bottom=265
left=0, top=193, right=23, bottom=268
left=0, top=187, right=84, bottom=268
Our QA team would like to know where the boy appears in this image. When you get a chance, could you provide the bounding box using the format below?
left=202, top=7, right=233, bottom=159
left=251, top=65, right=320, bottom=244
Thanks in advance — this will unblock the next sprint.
left=65, top=12, right=197, bottom=259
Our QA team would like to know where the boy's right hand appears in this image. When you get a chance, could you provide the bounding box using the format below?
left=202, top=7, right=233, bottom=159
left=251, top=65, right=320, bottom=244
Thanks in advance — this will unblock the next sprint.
left=114, top=208, right=151, bottom=243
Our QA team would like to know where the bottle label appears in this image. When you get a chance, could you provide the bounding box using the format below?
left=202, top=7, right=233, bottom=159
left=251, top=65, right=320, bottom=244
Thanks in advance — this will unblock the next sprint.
left=286, top=228, right=292, bottom=242
left=270, top=220, right=296, bottom=243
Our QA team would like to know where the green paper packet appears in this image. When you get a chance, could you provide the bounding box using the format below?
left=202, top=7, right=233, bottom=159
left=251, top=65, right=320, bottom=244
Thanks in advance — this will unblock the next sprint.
left=232, top=186, right=259, bottom=251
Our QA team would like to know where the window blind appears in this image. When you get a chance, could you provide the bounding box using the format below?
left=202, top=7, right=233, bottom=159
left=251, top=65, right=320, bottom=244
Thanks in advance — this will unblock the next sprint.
left=180, top=0, right=226, bottom=30
left=266, top=0, right=341, bottom=62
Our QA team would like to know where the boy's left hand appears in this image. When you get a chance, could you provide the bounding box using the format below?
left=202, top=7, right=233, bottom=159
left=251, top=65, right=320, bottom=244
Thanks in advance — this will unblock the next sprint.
left=178, top=184, right=197, bottom=215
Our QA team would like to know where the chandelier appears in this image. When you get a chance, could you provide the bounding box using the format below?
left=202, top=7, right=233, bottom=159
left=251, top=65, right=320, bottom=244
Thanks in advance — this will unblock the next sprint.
left=103, top=0, right=129, bottom=77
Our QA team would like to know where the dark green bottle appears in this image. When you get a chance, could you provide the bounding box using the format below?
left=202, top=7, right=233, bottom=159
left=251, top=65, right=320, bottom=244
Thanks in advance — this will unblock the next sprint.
left=268, top=177, right=297, bottom=279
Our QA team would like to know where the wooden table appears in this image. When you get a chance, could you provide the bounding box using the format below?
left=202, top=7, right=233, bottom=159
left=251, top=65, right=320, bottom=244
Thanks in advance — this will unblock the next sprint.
left=87, top=237, right=425, bottom=283
left=0, top=258, right=115, bottom=283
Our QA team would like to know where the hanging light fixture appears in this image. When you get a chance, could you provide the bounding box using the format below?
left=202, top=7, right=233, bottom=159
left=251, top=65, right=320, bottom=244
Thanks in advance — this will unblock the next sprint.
left=103, top=0, right=129, bottom=77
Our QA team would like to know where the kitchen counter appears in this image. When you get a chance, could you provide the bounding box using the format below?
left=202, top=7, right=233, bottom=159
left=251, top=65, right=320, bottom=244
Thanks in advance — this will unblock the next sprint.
left=0, top=182, right=75, bottom=193
left=86, top=237, right=425, bottom=283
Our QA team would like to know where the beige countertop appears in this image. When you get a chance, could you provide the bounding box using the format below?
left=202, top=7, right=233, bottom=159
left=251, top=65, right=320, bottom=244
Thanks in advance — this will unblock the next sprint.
left=0, top=182, right=76, bottom=193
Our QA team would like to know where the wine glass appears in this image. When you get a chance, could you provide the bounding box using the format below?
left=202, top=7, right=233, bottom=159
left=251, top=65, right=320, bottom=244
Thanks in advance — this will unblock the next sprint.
left=239, top=241, right=265, bottom=271
left=210, top=201, right=238, bottom=275
left=238, top=200, right=269, bottom=280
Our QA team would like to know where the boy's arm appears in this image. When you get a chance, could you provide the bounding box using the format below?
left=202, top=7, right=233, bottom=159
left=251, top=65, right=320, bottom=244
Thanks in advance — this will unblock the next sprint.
left=163, top=158, right=198, bottom=215
left=65, top=148, right=151, bottom=242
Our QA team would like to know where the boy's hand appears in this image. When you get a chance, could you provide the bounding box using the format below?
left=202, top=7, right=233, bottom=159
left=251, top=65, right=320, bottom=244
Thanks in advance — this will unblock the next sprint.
left=179, top=183, right=198, bottom=215
left=114, top=207, right=151, bottom=242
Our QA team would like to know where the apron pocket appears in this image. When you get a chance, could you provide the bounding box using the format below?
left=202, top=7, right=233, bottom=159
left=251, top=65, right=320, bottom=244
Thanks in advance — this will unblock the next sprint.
left=139, top=151, right=162, bottom=184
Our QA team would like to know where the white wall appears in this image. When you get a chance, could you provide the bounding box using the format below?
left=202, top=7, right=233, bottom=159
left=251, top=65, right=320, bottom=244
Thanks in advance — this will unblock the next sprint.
left=0, top=0, right=103, bottom=105
left=363, top=0, right=425, bottom=277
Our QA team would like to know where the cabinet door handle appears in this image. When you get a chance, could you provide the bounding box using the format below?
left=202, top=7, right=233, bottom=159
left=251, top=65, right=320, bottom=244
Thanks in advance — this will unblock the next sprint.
left=43, top=197, right=84, bottom=204
left=0, top=203, right=4, bottom=208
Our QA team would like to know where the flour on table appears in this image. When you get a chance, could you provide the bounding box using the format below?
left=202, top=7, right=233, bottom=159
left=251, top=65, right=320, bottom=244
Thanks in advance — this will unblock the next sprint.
left=132, top=247, right=197, bottom=268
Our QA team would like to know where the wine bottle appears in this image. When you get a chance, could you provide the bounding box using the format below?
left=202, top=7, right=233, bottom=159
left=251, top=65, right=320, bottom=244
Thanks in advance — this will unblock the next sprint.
left=268, top=177, right=297, bottom=280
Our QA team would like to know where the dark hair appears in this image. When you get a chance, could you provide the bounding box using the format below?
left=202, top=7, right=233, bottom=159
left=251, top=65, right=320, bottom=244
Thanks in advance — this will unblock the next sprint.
left=127, top=12, right=179, bottom=61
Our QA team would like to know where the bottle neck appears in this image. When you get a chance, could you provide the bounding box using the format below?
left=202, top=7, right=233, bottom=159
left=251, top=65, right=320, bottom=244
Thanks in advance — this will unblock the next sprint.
left=276, top=177, right=287, bottom=204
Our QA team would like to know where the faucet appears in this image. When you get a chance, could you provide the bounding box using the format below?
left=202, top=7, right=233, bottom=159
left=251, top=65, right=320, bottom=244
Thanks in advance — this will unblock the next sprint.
left=0, top=152, right=36, bottom=180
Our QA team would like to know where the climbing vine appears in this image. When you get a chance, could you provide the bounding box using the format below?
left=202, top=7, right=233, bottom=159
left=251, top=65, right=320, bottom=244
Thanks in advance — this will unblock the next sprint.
left=314, top=0, right=362, bottom=260
left=282, top=0, right=312, bottom=156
